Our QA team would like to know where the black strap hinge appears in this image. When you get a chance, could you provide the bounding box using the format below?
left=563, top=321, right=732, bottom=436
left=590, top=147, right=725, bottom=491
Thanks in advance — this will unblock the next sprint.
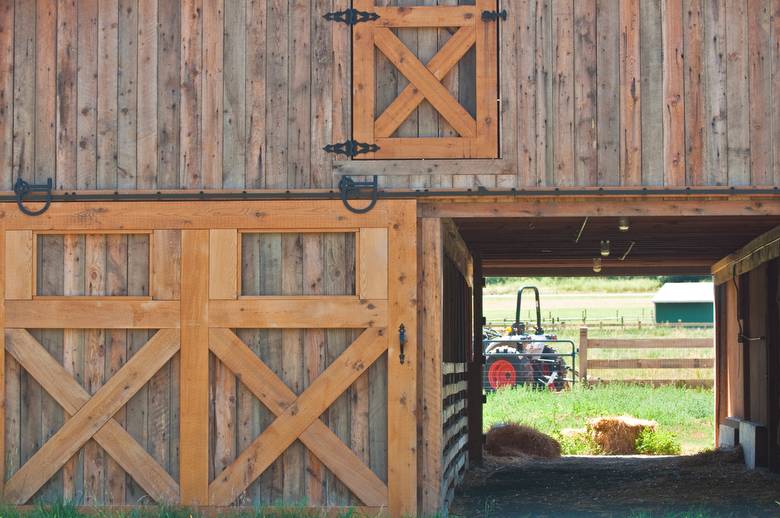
left=323, top=139, right=379, bottom=157
left=323, top=8, right=379, bottom=25
left=481, top=9, right=507, bottom=21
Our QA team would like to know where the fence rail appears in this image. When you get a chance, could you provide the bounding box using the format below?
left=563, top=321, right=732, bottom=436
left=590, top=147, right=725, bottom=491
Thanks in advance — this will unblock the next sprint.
left=579, top=328, right=713, bottom=387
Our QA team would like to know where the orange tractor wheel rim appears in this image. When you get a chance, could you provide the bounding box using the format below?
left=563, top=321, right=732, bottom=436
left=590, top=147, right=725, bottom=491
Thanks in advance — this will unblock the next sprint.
left=488, top=359, right=516, bottom=389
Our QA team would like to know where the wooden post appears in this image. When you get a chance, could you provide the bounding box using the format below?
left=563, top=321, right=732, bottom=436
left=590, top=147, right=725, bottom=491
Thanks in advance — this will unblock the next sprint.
left=579, top=327, right=588, bottom=383
left=419, top=218, right=442, bottom=515
left=467, top=252, right=484, bottom=464
left=179, top=230, right=209, bottom=505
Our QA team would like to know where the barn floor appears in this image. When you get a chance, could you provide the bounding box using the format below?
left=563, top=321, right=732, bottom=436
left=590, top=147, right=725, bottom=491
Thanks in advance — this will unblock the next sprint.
left=449, top=451, right=780, bottom=517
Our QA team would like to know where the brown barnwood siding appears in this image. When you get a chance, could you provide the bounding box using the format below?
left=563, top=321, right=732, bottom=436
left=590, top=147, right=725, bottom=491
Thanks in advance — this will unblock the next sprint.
left=1, top=1, right=778, bottom=189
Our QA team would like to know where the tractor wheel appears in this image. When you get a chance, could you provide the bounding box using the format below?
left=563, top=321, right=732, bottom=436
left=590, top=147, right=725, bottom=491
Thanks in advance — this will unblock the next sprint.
left=485, top=355, right=523, bottom=391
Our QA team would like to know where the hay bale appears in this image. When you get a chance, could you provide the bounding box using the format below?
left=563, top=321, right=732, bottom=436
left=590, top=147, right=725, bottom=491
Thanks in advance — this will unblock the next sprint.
left=485, top=423, right=561, bottom=459
left=587, top=416, right=657, bottom=454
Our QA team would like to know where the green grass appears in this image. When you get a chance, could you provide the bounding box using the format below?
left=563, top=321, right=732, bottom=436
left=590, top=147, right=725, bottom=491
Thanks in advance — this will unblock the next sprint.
left=483, top=384, right=714, bottom=455
left=486, top=276, right=664, bottom=295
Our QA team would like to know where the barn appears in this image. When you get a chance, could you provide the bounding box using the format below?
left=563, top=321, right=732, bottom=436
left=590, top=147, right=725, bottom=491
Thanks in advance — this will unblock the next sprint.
left=652, top=282, right=714, bottom=324
left=0, top=1, right=778, bottom=516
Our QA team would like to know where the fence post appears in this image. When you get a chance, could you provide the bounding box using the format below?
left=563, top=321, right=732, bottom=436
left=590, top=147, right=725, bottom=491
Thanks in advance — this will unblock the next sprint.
left=579, top=327, right=588, bottom=384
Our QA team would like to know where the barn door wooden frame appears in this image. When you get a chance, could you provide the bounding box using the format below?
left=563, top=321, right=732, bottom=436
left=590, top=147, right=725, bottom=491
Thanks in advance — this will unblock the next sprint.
left=0, top=200, right=417, bottom=516
left=352, top=0, right=499, bottom=159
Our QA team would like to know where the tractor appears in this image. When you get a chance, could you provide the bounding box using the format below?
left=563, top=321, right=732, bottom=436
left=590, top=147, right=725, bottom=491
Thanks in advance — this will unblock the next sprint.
left=483, top=286, right=573, bottom=391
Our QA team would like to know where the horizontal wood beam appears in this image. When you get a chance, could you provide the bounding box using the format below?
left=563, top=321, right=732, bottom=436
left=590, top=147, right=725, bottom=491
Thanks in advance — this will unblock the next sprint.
left=5, top=300, right=180, bottom=328
left=420, top=198, right=780, bottom=218
left=712, top=225, right=780, bottom=284
left=587, top=358, right=714, bottom=369
left=0, top=201, right=392, bottom=230
left=587, top=338, right=713, bottom=349
left=481, top=258, right=713, bottom=276
left=208, top=298, right=387, bottom=328
left=373, top=6, right=477, bottom=27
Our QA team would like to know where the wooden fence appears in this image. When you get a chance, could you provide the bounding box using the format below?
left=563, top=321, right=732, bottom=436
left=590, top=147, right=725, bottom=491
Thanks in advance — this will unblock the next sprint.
left=579, top=328, right=713, bottom=388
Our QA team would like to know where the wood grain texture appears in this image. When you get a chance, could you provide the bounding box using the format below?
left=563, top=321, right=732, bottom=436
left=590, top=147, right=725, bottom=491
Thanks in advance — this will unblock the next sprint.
left=5, top=231, right=33, bottom=299
left=663, top=0, right=685, bottom=186
left=208, top=229, right=237, bottom=299
left=725, top=0, right=750, bottom=186
left=685, top=0, right=704, bottom=185
left=639, top=0, right=663, bottom=186
left=0, top=0, right=13, bottom=189
left=748, top=0, right=773, bottom=185
left=619, top=0, right=641, bottom=185
left=179, top=229, right=209, bottom=505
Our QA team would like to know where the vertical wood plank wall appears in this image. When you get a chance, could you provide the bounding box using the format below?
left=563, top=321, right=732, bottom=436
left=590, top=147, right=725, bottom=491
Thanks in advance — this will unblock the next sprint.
left=1, top=1, right=779, bottom=190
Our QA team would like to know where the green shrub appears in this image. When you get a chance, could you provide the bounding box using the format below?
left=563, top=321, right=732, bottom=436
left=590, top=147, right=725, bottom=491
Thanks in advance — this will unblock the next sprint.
left=635, top=428, right=682, bottom=455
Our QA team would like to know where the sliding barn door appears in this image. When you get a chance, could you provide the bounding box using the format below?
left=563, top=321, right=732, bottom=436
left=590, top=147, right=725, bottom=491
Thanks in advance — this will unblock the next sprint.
left=0, top=200, right=417, bottom=516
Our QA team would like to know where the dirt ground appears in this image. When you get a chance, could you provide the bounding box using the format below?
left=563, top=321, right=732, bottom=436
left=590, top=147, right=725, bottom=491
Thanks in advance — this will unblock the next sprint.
left=449, top=451, right=780, bottom=517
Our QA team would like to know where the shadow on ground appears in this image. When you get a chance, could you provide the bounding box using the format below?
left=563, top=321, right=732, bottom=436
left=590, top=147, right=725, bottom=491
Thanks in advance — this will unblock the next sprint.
left=449, top=450, right=780, bottom=517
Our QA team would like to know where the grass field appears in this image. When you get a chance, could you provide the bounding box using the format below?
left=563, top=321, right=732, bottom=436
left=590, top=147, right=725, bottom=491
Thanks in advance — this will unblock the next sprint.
left=484, top=384, right=715, bottom=455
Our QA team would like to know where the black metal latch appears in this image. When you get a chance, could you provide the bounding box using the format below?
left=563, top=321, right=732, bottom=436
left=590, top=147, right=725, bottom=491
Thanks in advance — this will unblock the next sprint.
left=324, top=8, right=379, bottom=25
left=14, top=177, right=53, bottom=216
left=338, top=175, right=379, bottom=214
left=398, top=324, right=407, bottom=365
left=323, top=139, right=379, bottom=158
left=481, top=9, right=507, bottom=21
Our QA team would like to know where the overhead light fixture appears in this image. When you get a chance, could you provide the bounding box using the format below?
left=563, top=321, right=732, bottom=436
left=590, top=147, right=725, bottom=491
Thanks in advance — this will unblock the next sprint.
left=618, top=217, right=630, bottom=232
left=600, top=240, right=611, bottom=257
left=592, top=257, right=602, bottom=273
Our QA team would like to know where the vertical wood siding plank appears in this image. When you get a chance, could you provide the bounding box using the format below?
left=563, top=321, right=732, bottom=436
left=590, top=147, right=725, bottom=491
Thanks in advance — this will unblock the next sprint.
left=684, top=0, right=704, bottom=185
left=574, top=0, right=597, bottom=186
left=323, top=232, right=350, bottom=505
left=180, top=0, right=202, bottom=188
left=619, top=0, right=641, bottom=185
left=118, top=0, right=138, bottom=190
left=352, top=0, right=376, bottom=164
left=639, top=0, right=663, bottom=186
left=0, top=0, right=13, bottom=189
left=371, top=0, right=394, bottom=188
left=105, top=234, right=128, bottom=504
left=13, top=0, right=35, bottom=186
left=209, top=229, right=237, bottom=300
left=151, top=229, right=181, bottom=300
left=551, top=0, right=574, bottom=186
left=310, top=0, right=333, bottom=189
left=157, top=0, right=179, bottom=188
left=302, top=234, right=325, bottom=505
left=596, top=0, right=620, bottom=185
left=97, top=0, right=119, bottom=190
left=663, top=0, right=685, bottom=186
left=412, top=0, right=436, bottom=189
left=516, top=0, right=537, bottom=187
left=330, top=0, right=350, bottom=181
left=498, top=0, right=518, bottom=185
left=703, top=0, right=727, bottom=186
left=288, top=0, right=311, bottom=189
left=535, top=0, right=553, bottom=186
left=475, top=0, right=498, bottom=163
left=725, top=0, right=750, bottom=185
left=62, top=234, right=84, bottom=501
left=77, top=0, right=98, bottom=189
left=359, top=228, right=389, bottom=300
left=245, top=0, right=266, bottom=188
left=748, top=0, right=772, bottom=184
left=35, top=234, right=65, bottom=502
left=222, top=0, right=246, bottom=189
left=202, top=0, right=223, bottom=188
left=180, top=229, right=209, bottom=505
left=84, top=234, right=107, bottom=504
left=281, top=234, right=304, bottom=502
left=35, top=0, right=56, bottom=184
left=5, top=231, right=33, bottom=300
left=213, top=232, right=236, bottom=482
left=136, top=0, right=156, bottom=189
left=56, top=0, right=77, bottom=190
left=265, top=0, right=288, bottom=188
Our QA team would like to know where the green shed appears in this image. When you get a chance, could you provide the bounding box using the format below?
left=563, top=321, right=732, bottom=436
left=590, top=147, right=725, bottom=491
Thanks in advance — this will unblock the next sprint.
left=652, top=282, right=714, bottom=324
